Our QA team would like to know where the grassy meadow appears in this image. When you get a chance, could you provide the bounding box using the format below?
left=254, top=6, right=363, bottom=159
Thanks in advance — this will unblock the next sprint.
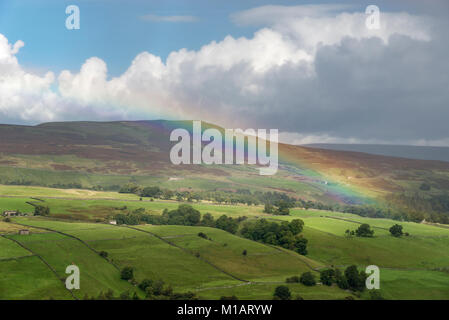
left=1, top=185, right=448, bottom=300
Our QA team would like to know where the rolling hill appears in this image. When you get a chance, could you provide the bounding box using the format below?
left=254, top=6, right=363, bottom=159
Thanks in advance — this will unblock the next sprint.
left=1, top=189, right=448, bottom=300
left=306, top=143, right=449, bottom=163
left=0, top=120, right=449, bottom=221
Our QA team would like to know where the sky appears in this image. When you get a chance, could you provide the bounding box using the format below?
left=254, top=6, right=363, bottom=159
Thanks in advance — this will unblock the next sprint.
left=0, top=0, right=449, bottom=146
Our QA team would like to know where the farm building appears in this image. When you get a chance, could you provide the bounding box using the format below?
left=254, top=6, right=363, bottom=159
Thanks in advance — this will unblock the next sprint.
left=18, top=229, right=30, bottom=235
left=2, top=211, right=18, bottom=217
left=2, top=211, right=28, bottom=217
left=109, top=220, right=117, bottom=225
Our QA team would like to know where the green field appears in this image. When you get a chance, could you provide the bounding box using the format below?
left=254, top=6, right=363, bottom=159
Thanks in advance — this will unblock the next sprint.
left=1, top=185, right=449, bottom=300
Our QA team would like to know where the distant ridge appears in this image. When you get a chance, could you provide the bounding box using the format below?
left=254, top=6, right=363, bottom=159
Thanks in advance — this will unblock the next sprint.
left=305, top=144, right=449, bottom=163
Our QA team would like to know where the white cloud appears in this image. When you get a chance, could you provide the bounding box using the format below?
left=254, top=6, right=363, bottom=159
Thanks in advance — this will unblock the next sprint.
left=0, top=4, right=448, bottom=146
left=0, top=34, right=60, bottom=122
left=231, top=4, right=354, bottom=25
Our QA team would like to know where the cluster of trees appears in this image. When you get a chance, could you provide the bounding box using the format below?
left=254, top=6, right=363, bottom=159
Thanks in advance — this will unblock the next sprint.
left=34, top=205, right=50, bottom=216
left=320, top=266, right=367, bottom=292
left=386, top=192, right=449, bottom=224
left=263, top=201, right=290, bottom=215
left=345, top=224, right=375, bottom=238
left=138, top=278, right=197, bottom=300
left=286, top=272, right=316, bottom=286
left=114, top=205, right=245, bottom=235
left=118, top=183, right=449, bottom=224
left=119, top=183, right=299, bottom=206
left=240, top=219, right=308, bottom=255
left=119, top=267, right=197, bottom=300
left=1, top=179, right=124, bottom=191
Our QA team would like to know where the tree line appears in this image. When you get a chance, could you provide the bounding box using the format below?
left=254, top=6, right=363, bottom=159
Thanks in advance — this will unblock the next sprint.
left=114, top=204, right=245, bottom=235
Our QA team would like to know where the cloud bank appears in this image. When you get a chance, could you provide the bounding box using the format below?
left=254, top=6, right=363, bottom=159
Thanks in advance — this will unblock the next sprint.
left=1, top=4, right=448, bottom=146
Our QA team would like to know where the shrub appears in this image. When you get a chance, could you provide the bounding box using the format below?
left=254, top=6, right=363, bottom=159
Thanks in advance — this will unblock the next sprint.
left=120, top=266, right=134, bottom=281
left=99, top=251, right=108, bottom=258
left=273, top=285, right=291, bottom=300
left=198, top=232, right=208, bottom=239
left=286, top=276, right=300, bottom=283
left=299, top=272, right=316, bottom=286
left=356, top=224, right=374, bottom=237
left=389, top=224, right=403, bottom=237
left=138, top=279, right=153, bottom=291
left=320, top=269, right=335, bottom=286
left=242, top=249, right=247, bottom=256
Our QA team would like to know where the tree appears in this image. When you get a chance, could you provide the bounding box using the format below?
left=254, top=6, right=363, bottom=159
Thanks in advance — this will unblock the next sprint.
left=299, top=272, right=316, bottom=286
left=200, top=213, right=215, bottom=227
left=274, top=200, right=290, bottom=215
left=120, top=266, right=134, bottom=281
left=141, top=186, right=162, bottom=198
left=356, top=224, right=374, bottom=237
left=294, top=236, right=308, bottom=255
left=320, top=269, right=335, bottom=286
left=289, top=219, right=304, bottom=234
left=151, top=279, right=165, bottom=296
left=273, top=285, right=291, bottom=300
left=119, top=183, right=141, bottom=194
left=263, top=203, right=274, bottom=213
left=215, top=215, right=238, bottom=234
left=162, top=189, right=174, bottom=200
left=344, top=265, right=366, bottom=291
left=99, top=251, right=108, bottom=258
left=335, top=269, right=349, bottom=290
left=242, top=249, right=247, bottom=256
left=34, top=205, right=50, bottom=216
left=389, top=224, right=403, bottom=237
left=163, top=204, right=201, bottom=226
left=138, top=279, right=153, bottom=291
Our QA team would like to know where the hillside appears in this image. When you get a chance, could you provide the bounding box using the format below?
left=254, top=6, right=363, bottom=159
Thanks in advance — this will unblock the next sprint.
left=1, top=120, right=449, bottom=221
left=1, top=185, right=448, bottom=300
left=306, top=143, right=449, bottom=163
